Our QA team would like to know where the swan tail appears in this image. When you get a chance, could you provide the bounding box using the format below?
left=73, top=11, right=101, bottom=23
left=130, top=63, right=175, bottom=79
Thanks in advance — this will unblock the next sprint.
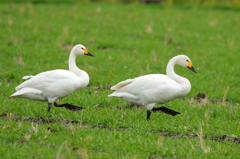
left=9, top=87, right=42, bottom=99
left=22, top=75, right=34, bottom=80
left=108, top=91, right=138, bottom=100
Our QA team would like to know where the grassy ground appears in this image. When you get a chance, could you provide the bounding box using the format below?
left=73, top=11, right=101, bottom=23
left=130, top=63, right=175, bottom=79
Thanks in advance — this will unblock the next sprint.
left=0, top=1, right=240, bottom=158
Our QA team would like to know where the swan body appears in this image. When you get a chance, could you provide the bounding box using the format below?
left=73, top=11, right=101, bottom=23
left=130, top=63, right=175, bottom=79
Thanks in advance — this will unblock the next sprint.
left=108, top=55, right=197, bottom=120
left=9, top=44, right=94, bottom=112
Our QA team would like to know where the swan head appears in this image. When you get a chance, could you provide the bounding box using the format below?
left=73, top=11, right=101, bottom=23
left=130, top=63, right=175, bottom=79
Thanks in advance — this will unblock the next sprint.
left=175, top=55, right=197, bottom=73
left=72, top=44, right=94, bottom=57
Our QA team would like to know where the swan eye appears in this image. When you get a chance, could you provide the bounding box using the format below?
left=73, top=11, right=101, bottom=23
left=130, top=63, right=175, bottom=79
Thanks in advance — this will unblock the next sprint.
left=186, top=60, right=189, bottom=62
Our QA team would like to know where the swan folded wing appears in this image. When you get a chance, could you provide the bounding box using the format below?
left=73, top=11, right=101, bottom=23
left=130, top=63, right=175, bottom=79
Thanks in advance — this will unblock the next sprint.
left=36, top=70, right=86, bottom=96
left=15, top=70, right=80, bottom=94
left=109, top=75, right=160, bottom=101
left=44, top=70, right=88, bottom=89
left=110, top=79, right=134, bottom=90
left=28, top=69, right=81, bottom=86
left=110, top=75, right=164, bottom=93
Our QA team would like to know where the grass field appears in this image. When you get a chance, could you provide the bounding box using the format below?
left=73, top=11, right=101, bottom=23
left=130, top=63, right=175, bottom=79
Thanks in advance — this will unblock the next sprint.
left=0, top=1, right=240, bottom=158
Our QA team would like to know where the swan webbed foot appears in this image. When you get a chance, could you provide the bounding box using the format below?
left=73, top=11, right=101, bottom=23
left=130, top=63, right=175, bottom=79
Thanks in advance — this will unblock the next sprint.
left=54, top=102, right=85, bottom=111
left=152, top=106, right=180, bottom=116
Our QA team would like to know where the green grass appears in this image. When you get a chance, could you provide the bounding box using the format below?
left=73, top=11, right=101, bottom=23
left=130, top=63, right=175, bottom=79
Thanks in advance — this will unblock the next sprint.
left=0, top=1, right=240, bottom=158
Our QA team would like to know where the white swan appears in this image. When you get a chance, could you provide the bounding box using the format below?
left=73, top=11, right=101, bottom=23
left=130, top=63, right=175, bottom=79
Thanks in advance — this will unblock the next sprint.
left=108, top=55, right=197, bottom=120
left=9, top=44, right=94, bottom=112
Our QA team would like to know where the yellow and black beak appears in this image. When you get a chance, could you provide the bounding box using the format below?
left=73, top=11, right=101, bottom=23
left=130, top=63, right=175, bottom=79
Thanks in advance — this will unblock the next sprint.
left=187, top=61, right=197, bottom=73
left=83, top=48, right=94, bottom=57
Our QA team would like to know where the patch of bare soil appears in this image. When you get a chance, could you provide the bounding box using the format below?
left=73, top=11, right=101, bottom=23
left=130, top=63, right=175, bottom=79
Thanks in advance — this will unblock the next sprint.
left=0, top=113, right=7, bottom=118
left=16, top=116, right=80, bottom=124
left=94, top=104, right=106, bottom=109
left=1, top=113, right=239, bottom=144
left=92, top=85, right=113, bottom=90
left=188, top=92, right=221, bottom=105
left=96, top=46, right=109, bottom=50
left=159, top=130, right=240, bottom=144
left=127, top=104, right=143, bottom=109
left=114, top=104, right=142, bottom=110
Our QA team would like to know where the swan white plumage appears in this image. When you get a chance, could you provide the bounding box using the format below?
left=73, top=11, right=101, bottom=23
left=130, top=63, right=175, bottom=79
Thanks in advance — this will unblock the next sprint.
left=9, top=44, right=94, bottom=112
left=108, top=55, right=197, bottom=120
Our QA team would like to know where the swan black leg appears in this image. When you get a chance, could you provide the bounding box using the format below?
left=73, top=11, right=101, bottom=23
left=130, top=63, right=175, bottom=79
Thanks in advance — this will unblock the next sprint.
left=147, top=110, right=152, bottom=120
left=54, top=102, right=85, bottom=111
left=47, top=103, right=52, bottom=112
left=152, top=106, right=180, bottom=116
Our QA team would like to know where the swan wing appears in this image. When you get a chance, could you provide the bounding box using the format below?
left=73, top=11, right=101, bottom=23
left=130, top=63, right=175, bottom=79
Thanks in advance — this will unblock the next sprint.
left=14, top=69, right=88, bottom=101
left=110, top=78, right=134, bottom=90
left=110, top=74, right=171, bottom=92
left=17, top=70, right=84, bottom=89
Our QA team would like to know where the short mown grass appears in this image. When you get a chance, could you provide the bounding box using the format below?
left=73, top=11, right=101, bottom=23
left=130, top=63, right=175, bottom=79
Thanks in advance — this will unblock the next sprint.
left=0, top=1, right=240, bottom=158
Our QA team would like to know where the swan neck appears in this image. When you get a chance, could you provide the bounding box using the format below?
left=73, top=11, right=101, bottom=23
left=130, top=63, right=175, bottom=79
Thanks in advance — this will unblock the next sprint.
left=166, top=57, right=185, bottom=84
left=166, top=56, right=191, bottom=95
left=68, top=52, right=88, bottom=79
left=166, top=58, right=177, bottom=78
left=69, top=53, right=78, bottom=72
